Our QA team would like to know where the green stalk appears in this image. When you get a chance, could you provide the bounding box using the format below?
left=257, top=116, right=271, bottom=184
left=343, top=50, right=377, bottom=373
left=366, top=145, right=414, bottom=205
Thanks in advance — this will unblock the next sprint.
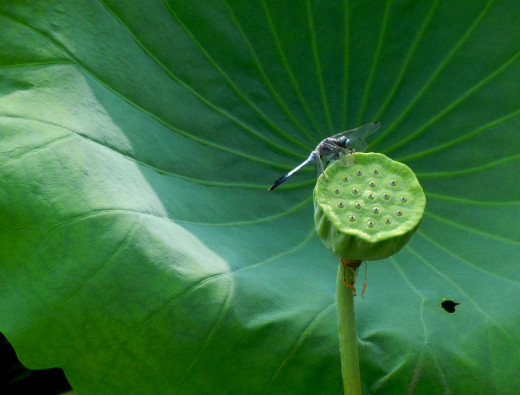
left=336, top=260, right=362, bottom=395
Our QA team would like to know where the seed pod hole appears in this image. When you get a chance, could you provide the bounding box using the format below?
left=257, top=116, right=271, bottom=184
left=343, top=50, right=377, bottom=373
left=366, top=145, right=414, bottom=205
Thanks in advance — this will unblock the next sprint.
left=354, top=202, right=362, bottom=209
left=367, top=193, right=375, bottom=200
left=352, top=187, right=359, bottom=194
left=400, top=196, right=407, bottom=202
left=367, top=221, right=375, bottom=228
left=389, top=180, right=397, bottom=186
left=334, top=188, right=340, bottom=194
left=356, top=170, right=363, bottom=176
left=369, top=181, right=376, bottom=187
left=342, top=177, right=349, bottom=182
left=383, top=193, right=390, bottom=200
left=338, top=201, right=344, bottom=208
left=396, top=210, right=403, bottom=216
left=385, top=218, right=392, bottom=224
left=373, top=207, right=380, bottom=214
left=348, top=215, right=356, bottom=222
left=373, top=169, right=379, bottom=175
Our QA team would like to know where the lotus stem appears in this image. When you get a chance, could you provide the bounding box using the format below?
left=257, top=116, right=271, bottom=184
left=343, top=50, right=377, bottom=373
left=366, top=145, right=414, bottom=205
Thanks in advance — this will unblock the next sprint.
left=337, top=259, right=362, bottom=395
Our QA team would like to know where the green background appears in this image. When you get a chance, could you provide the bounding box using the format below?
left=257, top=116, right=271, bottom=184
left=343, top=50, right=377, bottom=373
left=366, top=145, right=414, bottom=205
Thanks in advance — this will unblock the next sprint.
left=1, top=0, right=519, bottom=393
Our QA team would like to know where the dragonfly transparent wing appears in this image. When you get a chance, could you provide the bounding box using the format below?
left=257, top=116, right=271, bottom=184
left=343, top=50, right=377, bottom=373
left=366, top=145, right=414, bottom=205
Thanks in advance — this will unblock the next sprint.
left=338, top=152, right=356, bottom=167
left=323, top=146, right=356, bottom=168
left=332, top=122, right=381, bottom=152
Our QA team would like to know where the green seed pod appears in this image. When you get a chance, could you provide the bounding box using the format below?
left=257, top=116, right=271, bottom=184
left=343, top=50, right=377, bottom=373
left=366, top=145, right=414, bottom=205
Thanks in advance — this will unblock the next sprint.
left=313, top=153, right=426, bottom=261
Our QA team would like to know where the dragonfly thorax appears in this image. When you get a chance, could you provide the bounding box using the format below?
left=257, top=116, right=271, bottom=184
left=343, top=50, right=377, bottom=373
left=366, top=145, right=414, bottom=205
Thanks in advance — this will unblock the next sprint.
left=317, top=137, right=341, bottom=154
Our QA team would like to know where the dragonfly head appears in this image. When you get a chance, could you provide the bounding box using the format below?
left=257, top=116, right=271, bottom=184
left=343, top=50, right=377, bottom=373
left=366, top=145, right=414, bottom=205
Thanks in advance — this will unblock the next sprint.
left=336, top=136, right=350, bottom=148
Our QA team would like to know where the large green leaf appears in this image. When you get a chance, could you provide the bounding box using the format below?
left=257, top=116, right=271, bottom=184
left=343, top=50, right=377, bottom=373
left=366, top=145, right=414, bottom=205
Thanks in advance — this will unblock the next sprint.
left=1, top=0, right=519, bottom=393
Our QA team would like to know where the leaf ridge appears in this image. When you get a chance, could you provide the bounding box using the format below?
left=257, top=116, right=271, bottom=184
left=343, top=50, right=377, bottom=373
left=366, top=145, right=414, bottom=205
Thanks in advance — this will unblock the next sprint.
left=160, top=0, right=311, bottom=152
left=174, top=275, right=235, bottom=392
left=91, top=270, right=234, bottom=390
left=243, top=227, right=316, bottom=271
left=416, top=153, right=520, bottom=178
left=261, top=0, right=325, bottom=136
left=223, top=1, right=318, bottom=144
left=396, top=107, right=520, bottom=162
left=263, top=303, right=336, bottom=393
left=423, top=211, right=520, bottom=248
left=1, top=10, right=306, bottom=163
left=341, top=0, right=351, bottom=129
left=306, top=0, right=334, bottom=133
left=408, top=238, right=520, bottom=353
left=426, top=192, right=520, bottom=207
left=356, top=0, right=391, bottom=125
left=372, top=0, right=441, bottom=128
left=378, top=0, right=496, bottom=151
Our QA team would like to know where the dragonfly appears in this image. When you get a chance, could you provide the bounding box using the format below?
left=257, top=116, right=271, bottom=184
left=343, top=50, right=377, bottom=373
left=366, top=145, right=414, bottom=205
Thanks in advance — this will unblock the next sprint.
left=268, top=122, right=381, bottom=191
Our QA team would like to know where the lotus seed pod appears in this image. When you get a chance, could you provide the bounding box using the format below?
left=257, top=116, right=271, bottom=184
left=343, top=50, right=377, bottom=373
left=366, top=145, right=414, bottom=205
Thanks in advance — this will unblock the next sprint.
left=313, top=153, right=426, bottom=261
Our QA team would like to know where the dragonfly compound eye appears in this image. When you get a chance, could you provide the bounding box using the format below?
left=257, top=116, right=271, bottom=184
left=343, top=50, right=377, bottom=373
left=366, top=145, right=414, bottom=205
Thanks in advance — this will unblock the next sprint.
left=336, top=137, right=349, bottom=147
left=313, top=153, right=426, bottom=260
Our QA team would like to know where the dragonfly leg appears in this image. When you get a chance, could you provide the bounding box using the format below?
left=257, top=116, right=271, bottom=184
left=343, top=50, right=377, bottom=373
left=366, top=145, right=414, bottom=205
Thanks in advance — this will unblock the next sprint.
left=325, top=152, right=341, bottom=167
left=316, top=155, right=326, bottom=179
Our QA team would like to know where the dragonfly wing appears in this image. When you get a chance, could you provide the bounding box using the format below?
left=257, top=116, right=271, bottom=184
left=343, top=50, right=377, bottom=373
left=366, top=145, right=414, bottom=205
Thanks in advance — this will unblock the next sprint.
left=268, top=152, right=316, bottom=191
left=332, top=122, right=381, bottom=140
left=342, top=153, right=356, bottom=167
left=348, top=137, right=368, bottom=152
left=332, top=121, right=381, bottom=140
left=332, top=122, right=381, bottom=152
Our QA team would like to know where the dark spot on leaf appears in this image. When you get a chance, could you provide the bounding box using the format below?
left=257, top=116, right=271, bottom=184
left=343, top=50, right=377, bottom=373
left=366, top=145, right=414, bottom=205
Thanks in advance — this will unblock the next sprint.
left=441, top=299, right=461, bottom=313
